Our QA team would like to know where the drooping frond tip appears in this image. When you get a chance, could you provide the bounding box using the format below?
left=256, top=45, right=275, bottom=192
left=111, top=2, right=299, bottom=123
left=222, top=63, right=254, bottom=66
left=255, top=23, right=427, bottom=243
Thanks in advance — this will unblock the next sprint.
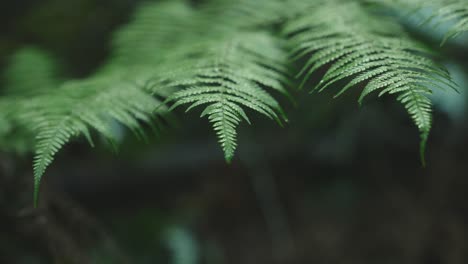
left=284, top=0, right=458, bottom=164
left=165, top=32, right=289, bottom=162
left=27, top=79, right=166, bottom=206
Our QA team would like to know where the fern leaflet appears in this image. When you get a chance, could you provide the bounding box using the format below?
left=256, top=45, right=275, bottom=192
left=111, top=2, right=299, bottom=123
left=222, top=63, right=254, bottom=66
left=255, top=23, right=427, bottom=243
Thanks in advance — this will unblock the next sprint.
left=284, top=0, right=458, bottom=164
left=165, top=33, right=290, bottom=162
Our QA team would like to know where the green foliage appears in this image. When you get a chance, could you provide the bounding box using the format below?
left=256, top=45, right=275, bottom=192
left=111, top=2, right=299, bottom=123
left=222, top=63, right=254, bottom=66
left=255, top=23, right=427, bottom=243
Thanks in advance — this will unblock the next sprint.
left=109, top=0, right=290, bottom=162
left=166, top=33, right=289, bottom=161
left=29, top=77, right=167, bottom=206
left=284, top=0, right=459, bottom=165
left=0, top=0, right=466, bottom=205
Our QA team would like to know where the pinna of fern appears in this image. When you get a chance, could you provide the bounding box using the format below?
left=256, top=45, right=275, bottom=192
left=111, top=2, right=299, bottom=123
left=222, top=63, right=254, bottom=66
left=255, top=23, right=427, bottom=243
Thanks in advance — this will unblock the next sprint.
left=164, top=32, right=290, bottom=162
left=12, top=75, right=168, bottom=207
left=0, top=1, right=207, bottom=205
left=283, top=0, right=459, bottom=165
left=0, top=3, right=188, bottom=205
left=110, top=0, right=291, bottom=162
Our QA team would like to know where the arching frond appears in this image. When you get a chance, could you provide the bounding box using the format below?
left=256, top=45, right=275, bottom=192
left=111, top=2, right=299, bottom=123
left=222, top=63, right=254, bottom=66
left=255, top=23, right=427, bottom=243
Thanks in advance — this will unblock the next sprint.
left=165, top=32, right=290, bottom=162
left=109, top=0, right=291, bottom=162
left=14, top=76, right=167, bottom=206
left=284, top=0, right=458, bottom=164
left=0, top=1, right=206, bottom=205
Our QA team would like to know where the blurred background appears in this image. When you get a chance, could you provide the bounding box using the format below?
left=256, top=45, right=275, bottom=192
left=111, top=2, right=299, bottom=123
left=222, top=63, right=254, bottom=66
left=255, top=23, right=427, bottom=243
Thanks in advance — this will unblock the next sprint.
left=1, top=0, right=468, bottom=263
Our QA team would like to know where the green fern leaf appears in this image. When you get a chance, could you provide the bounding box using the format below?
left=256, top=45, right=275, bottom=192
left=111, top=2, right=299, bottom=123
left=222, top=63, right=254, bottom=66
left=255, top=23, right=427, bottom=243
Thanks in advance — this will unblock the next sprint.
left=284, top=0, right=458, bottom=163
left=106, top=1, right=292, bottom=161
left=165, top=33, right=289, bottom=161
left=12, top=76, right=167, bottom=206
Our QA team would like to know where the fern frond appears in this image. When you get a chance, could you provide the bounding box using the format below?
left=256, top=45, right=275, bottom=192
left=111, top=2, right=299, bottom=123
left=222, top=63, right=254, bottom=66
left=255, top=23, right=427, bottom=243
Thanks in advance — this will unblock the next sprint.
left=0, top=48, right=63, bottom=153
left=284, top=0, right=458, bottom=163
left=165, top=33, right=289, bottom=162
left=106, top=0, right=291, bottom=161
left=0, top=1, right=197, bottom=205
left=0, top=2, right=198, bottom=205
left=14, top=76, right=167, bottom=206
